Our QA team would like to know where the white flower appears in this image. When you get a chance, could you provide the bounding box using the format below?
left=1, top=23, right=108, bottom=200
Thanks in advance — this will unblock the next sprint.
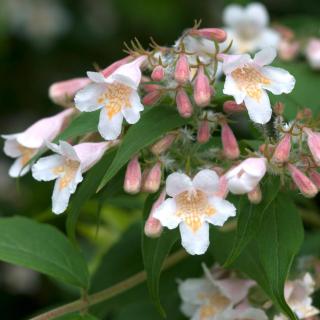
left=306, top=38, right=320, bottom=70
left=223, top=2, right=280, bottom=54
left=221, top=47, right=295, bottom=124
left=226, top=157, right=267, bottom=195
left=216, top=307, right=268, bottom=320
left=74, top=56, right=146, bottom=140
left=274, top=273, right=319, bottom=320
left=153, top=170, right=236, bottom=255
left=2, top=109, right=74, bottom=177
left=32, top=140, right=116, bottom=214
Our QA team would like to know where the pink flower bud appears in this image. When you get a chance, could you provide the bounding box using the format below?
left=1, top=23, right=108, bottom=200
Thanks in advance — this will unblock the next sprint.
left=223, top=100, right=246, bottom=113
left=151, top=134, right=176, bottom=155
left=151, top=65, right=165, bottom=81
left=101, top=55, right=132, bottom=78
left=189, top=28, right=227, bottom=42
left=213, top=175, right=229, bottom=199
left=304, top=128, right=320, bottom=166
left=279, top=39, right=300, bottom=61
left=221, top=122, right=239, bottom=160
left=124, top=156, right=141, bottom=194
left=288, top=164, right=318, bottom=198
left=306, top=38, right=320, bottom=70
left=248, top=185, right=262, bottom=204
left=142, top=90, right=162, bottom=106
left=309, top=170, right=320, bottom=189
left=174, top=54, right=190, bottom=84
left=144, top=190, right=165, bottom=238
left=143, top=83, right=162, bottom=93
left=197, top=120, right=210, bottom=144
left=142, top=162, right=162, bottom=193
left=193, top=66, right=212, bottom=107
left=176, top=88, right=193, bottom=118
left=272, top=134, right=291, bottom=163
left=49, top=78, right=90, bottom=108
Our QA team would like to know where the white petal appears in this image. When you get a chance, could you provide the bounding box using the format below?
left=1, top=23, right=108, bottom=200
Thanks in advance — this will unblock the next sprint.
left=246, top=3, right=269, bottom=28
left=153, top=198, right=181, bottom=229
left=122, top=91, right=144, bottom=124
left=244, top=90, right=272, bottom=124
left=130, top=90, right=144, bottom=111
left=253, top=47, right=277, bottom=66
left=222, top=54, right=251, bottom=74
left=206, top=197, right=236, bottom=226
left=59, top=141, right=80, bottom=161
left=3, top=137, right=21, bottom=158
left=239, top=308, right=268, bottom=320
left=227, top=174, right=259, bottom=194
left=223, top=75, right=246, bottom=104
left=74, top=83, right=106, bottom=112
left=32, top=155, right=64, bottom=181
left=98, top=108, right=123, bottom=140
left=223, top=4, right=243, bottom=27
left=166, top=172, right=193, bottom=197
left=9, top=159, right=30, bottom=178
left=259, top=29, right=281, bottom=49
left=180, top=302, right=198, bottom=318
left=86, top=71, right=106, bottom=83
left=179, top=222, right=209, bottom=255
left=262, top=66, right=295, bottom=95
left=192, top=169, right=219, bottom=194
left=242, top=157, right=267, bottom=178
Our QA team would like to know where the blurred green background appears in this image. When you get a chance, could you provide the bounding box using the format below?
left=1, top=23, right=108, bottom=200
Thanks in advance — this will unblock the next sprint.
left=1, top=0, right=320, bottom=319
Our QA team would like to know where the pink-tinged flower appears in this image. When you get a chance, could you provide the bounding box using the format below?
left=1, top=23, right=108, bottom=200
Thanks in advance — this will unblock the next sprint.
left=221, top=122, right=240, bottom=160
left=151, top=65, right=165, bottom=81
left=223, top=100, right=246, bottom=113
left=2, top=109, right=74, bottom=178
left=176, top=88, right=193, bottom=118
left=309, top=170, right=320, bottom=189
left=175, top=54, right=190, bottom=84
left=223, top=3, right=280, bottom=54
left=124, top=155, right=141, bottom=194
left=189, top=28, right=227, bottom=42
left=272, top=133, right=291, bottom=163
left=288, top=164, right=318, bottom=198
left=142, top=90, right=162, bottom=106
left=226, top=157, right=267, bottom=194
left=144, top=190, right=165, bottom=238
left=279, top=39, right=300, bottom=61
left=193, top=66, right=212, bottom=107
left=32, top=141, right=115, bottom=214
left=101, top=55, right=133, bottom=78
left=220, top=47, right=295, bottom=124
left=306, top=38, right=320, bottom=70
left=150, top=134, right=176, bottom=155
left=142, top=162, right=162, bottom=193
left=49, top=78, right=90, bottom=108
left=74, top=56, right=146, bottom=140
left=275, top=274, right=319, bottom=320
left=197, top=120, right=210, bottom=144
left=213, top=175, right=229, bottom=199
left=217, top=307, right=268, bottom=320
left=304, top=128, right=320, bottom=166
left=247, top=184, right=262, bottom=204
left=153, top=170, right=236, bottom=255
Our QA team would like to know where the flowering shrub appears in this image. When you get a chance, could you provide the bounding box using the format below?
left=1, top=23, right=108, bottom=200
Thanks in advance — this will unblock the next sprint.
left=2, top=3, right=320, bottom=320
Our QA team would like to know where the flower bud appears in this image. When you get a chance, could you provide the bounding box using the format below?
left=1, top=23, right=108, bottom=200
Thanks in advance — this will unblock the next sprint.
left=221, top=122, right=240, bottom=160
left=176, top=88, right=193, bottom=118
left=213, top=175, right=229, bottom=199
left=49, top=78, right=90, bottom=108
left=193, top=66, right=212, bottom=107
left=143, top=83, right=162, bottom=93
left=279, top=39, right=300, bottom=61
left=174, top=54, right=190, bottom=84
left=151, top=65, right=165, bottom=81
left=259, top=143, right=275, bottom=157
left=309, top=170, right=320, bottom=189
left=288, top=164, right=318, bottom=198
left=248, top=185, right=262, bottom=204
left=304, top=128, right=320, bottom=166
left=197, top=120, right=210, bottom=144
left=101, top=55, right=132, bottom=78
left=151, top=134, right=176, bottom=155
left=223, top=100, right=246, bottom=113
left=272, top=134, right=291, bottom=163
left=144, top=190, right=166, bottom=238
left=142, top=90, right=162, bottom=106
left=124, top=156, right=141, bottom=194
left=273, top=102, right=285, bottom=116
left=189, top=28, right=227, bottom=42
left=306, top=38, right=320, bottom=70
left=142, top=162, right=162, bottom=193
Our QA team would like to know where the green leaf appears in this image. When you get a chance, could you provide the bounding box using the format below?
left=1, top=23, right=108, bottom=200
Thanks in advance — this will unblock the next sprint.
left=224, top=177, right=281, bottom=266
left=142, top=194, right=179, bottom=317
left=98, top=106, right=189, bottom=191
left=58, top=111, right=99, bottom=141
left=212, top=192, right=304, bottom=320
left=0, top=216, right=89, bottom=289
left=66, top=150, right=116, bottom=244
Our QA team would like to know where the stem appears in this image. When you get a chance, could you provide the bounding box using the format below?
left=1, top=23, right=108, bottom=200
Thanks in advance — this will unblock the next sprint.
left=30, top=250, right=187, bottom=320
